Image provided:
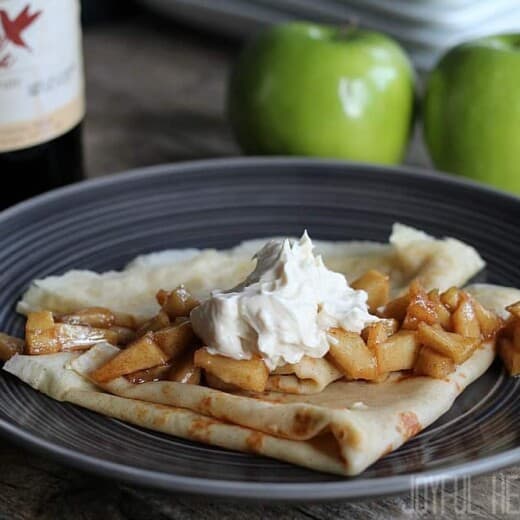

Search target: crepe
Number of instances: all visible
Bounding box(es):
[5,225,508,476]
[16,224,484,320]
[4,282,509,476]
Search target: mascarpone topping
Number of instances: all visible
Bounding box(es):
[190,232,378,370]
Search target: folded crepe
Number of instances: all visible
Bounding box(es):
[5,280,516,476]
[4,223,516,476]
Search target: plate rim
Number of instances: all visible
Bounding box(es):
[2,156,520,225]
[1,156,519,500]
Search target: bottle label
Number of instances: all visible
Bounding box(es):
[0,0,84,152]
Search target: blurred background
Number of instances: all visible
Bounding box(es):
[80,0,520,182]
[81,0,239,177]
[83,0,520,71]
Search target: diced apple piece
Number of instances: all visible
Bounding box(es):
[506,301,520,320]
[380,294,410,322]
[414,346,455,379]
[351,270,390,312]
[136,310,170,335]
[55,307,137,330]
[156,286,199,319]
[0,333,24,361]
[402,282,438,330]
[327,328,378,380]
[472,298,503,339]
[513,322,520,352]
[427,289,452,329]
[108,326,136,345]
[363,321,392,350]
[25,311,60,355]
[56,307,115,328]
[417,323,479,364]
[440,287,461,313]
[502,316,517,339]
[193,348,268,392]
[499,338,520,376]
[153,321,198,359]
[451,295,481,338]
[167,350,201,384]
[27,310,55,330]
[26,311,130,355]
[54,324,121,350]
[90,333,168,383]
[375,330,420,373]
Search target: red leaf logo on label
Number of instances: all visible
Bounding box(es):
[0,5,41,50]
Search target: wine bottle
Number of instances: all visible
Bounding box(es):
[0,0,85,209]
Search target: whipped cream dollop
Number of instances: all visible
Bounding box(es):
[190,232,378,370]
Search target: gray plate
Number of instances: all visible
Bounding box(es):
[1,157,519,501]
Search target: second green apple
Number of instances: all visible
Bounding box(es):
[227,22,415,164]
[424,35,520,193]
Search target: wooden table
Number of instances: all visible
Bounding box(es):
[1,12,516,519]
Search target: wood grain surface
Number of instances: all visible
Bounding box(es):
[0,11,515,520]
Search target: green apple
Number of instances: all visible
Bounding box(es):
[227,22,415,164]
[424,35,520,193]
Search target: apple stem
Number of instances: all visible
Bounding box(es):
[338,17,359,39]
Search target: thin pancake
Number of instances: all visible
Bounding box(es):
[5,284,517,476]
[4,225,496,475]
[3,337,494,476]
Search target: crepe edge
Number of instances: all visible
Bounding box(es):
[3,351,348,475]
